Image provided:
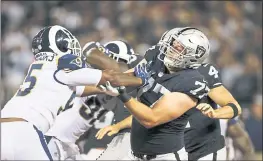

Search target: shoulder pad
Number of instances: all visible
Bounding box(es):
[57,54,86,72]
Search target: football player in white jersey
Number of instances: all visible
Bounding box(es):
[0,25,144,160]
[45,40,139,160]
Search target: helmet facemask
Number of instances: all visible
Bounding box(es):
[62,29,82,57]
[108,50,137,64]
[108,50,127,63]
[160,35,194,69]
[68,37,81,57]
[104,40,136,65]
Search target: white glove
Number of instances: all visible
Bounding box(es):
[98,81,120,96]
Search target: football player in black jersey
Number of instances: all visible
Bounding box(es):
[100,27,212,160]
[184,63,237,161]
[157,28,243,160]
[83,28,243,161]
[95,29,244,161]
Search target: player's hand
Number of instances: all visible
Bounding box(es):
[196,103,215,118]
[95,124,120,140]
[134,62,152,86]
[98,81,120,96]
[100,82,131,103]
[82,41,110,58]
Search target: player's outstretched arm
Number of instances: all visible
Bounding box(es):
[227,120,255,155]
[197,85,242,119]
[84,47,123,72]
[83,42,131,72]
[95,115,132,139]
[83,41,149,73]
[99,69,143,87]
[73,86,106,97]
[120,91,197,129]
[55,61,143,89]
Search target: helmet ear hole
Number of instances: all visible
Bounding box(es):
[57,40,69,52]
[55,30,71,53]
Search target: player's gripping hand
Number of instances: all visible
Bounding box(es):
[100,82,132,103]
[134,62,152,86]
[98,81,120,96]
[95,124,121,140]
[82,41,110,58]
[196,103,215,118]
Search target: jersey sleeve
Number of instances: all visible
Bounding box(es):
[54,68,102,86]
[57,54,86,72]
[199,64,222,89]
[174,72,210,101]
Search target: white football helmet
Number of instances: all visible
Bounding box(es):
[159,27,210,69]
[103,40,137,64]
[32,25,82,59]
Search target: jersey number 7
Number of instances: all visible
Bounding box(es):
[16,64,43,96]
[190,80,210,99]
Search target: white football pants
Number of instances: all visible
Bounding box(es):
[1,121,53,160]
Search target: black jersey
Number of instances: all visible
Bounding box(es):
[185,63,225,160]
[131,46,209,155]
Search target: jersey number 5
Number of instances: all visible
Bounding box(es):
[16,64,43,96]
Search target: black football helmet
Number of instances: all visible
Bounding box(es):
[32,25,81,59]
[103,40,136,64]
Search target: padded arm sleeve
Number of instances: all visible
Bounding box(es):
[54,68,102,86]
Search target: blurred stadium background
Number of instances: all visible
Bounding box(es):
[1,1,262,160]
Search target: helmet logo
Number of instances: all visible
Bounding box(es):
[70,57,82,68]
[195,45,206,59]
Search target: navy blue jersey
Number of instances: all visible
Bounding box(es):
[131,46,209,155]
[57,54,87,72]
[185,63,225,160]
